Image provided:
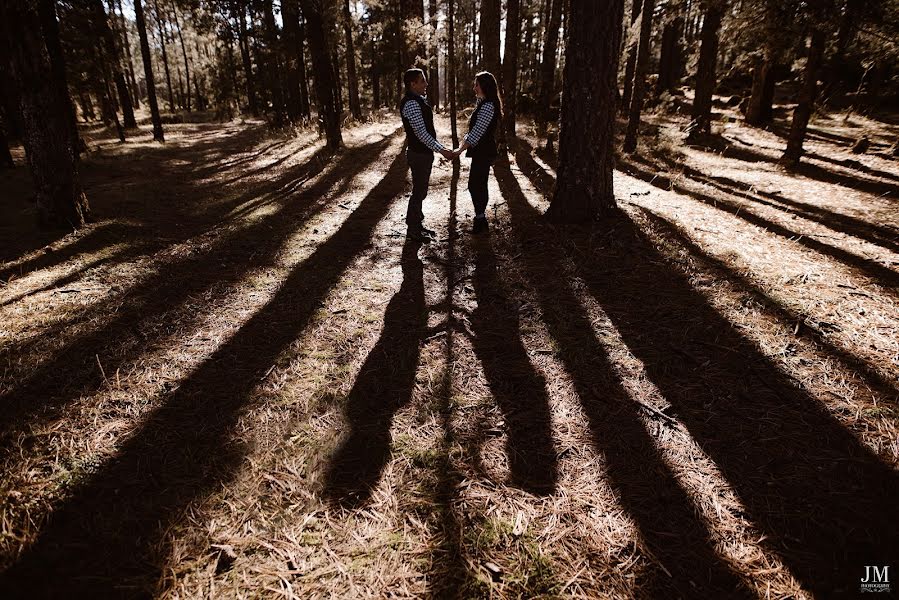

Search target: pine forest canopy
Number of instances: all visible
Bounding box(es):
[1,0,898,225]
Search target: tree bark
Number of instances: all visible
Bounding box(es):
[134,0,164,141]
[169,0,191,112]
[1,0,90,226]
[298,0,343,150]
[281,0,304,122]
[620,0,642,114]
[480,0,501,76]
[781,27,825,165]
[536,0,563,133]
[546,0,625,223]
[657,16,683,94]
[342,0,362,119]
[623,0,656,152]
[687,1,723,139]
[744,52,776,126]
[502,0,521,139]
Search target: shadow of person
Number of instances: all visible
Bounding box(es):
[323,238,427,507]
[469,234,558,494]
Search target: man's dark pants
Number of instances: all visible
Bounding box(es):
[406,149,434,229]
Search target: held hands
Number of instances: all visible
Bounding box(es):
[439,147,465,161]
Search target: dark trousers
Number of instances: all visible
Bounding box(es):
[468,156,494,216]
[406,149,433,228]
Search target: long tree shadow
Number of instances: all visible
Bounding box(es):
[617,157,899,291]
[0,136,397,454]
[323,238,427,507]
[807,152,899,186]
[509,147,899,594]
[0,150,410,598]
[469,233,558,494]
[569,213,899,596]
[494,162,755,598]
[635,153,899,255]
[635,206,899,402]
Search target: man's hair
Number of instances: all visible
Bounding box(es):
[404,68,425,89]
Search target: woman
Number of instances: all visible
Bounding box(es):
[454,71,503,234]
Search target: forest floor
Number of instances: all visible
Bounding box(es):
[0,102,897,599]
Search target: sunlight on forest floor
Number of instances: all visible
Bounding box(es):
[1,106,897,598]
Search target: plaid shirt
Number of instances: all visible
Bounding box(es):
[465,100,495,147]
[401,96,445,153]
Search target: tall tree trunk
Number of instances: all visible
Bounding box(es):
[687,1,723,140]
[281,0,304,123]
[169,0,191,112]
[115,0,140,109]
[0,105,13,168]
[480,0,501,76]
[657,16,683,94]
[152,0,175,110]
[546,0,625,223]
[235,3,258,116]
[623,0,656,152]
[536,0,563,133]
[620,0,642,114]
[0,0,90,226]
[448,0,458,147]
[502,0,521,139]
[781,27,825,165]
[134,0,164,140]
[36,0,83,156]
[744,52,776,126]
[297,19,311,117]
[93,0,136,129]
[371,35,381,109]
[427,0,439,109]
[342,0,362,119]
[262,0,285,126]
[298,0,343,150]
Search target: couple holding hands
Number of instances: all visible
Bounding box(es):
[400,68,503,242]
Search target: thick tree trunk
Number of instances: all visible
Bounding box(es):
[170,0,191,112]
[546,0,625,223]
[657,16,683,94]
[536,0,563,132]
[781,28,825,165]
[687,1,723,139]
[297,20,310,117]
[0,109,13,167]
[281,0,304,122]
[745,53,776,126]
[623,0,656,152]
[1,0,90,226]
[115,0,140,109]
[448,0,458,147]
[620,0,642,114]
[427,0,439,109]
[342,0,362,120]
[152,0,175,111]
[502,0,521,139]
[371,35,381,109]
[298,0,342,150]
[480,0,501,77]
[134,0,164,141]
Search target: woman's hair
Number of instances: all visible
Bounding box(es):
[475,71,503,118]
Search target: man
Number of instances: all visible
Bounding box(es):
[400,68,454,243]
